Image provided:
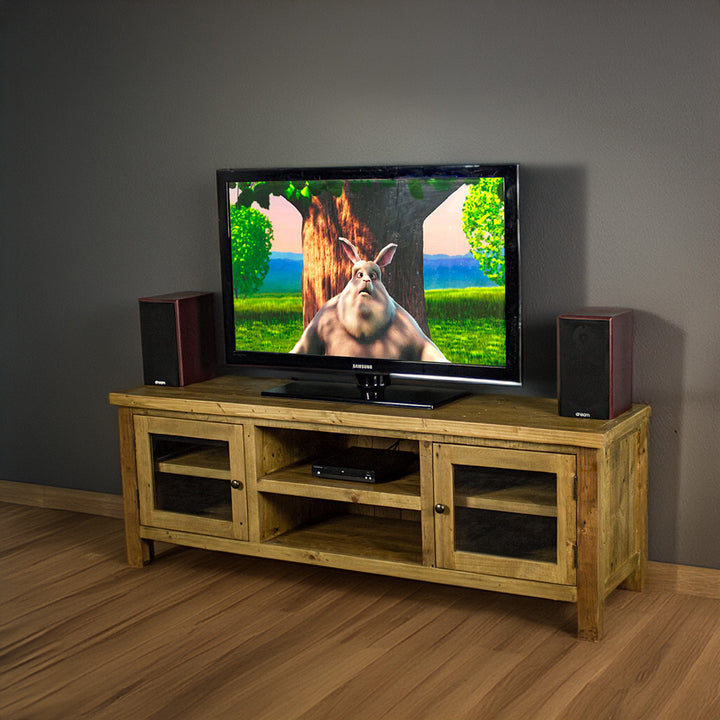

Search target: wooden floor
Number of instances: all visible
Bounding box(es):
[1,502,718,720]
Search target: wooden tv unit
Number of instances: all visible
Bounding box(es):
[110,375,650,641]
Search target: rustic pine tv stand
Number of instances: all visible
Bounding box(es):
[110,375,650,641]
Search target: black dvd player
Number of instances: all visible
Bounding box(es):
[312,446,418,484]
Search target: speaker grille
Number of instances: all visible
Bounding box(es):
[558,318,611,418]
[140,301,180,386]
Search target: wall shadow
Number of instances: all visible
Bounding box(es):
[506,164,588,398]
[633,311,684,563]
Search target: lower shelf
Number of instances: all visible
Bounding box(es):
[138,524,579,602]
[454,508,558,563]
[263,514,423,565]
[154,473,232,521]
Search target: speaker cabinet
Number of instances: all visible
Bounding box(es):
[557,308,632,419]
[139,292,216,387]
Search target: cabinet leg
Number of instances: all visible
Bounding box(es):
[619,554,647,592]
[126,532,154,567]
[619,424,649,593]
[118,407,153,567]
[620,570,643,592]
[577,584,605,641]
[576,448,604,641]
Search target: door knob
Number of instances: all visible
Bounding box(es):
[434,503,446,514]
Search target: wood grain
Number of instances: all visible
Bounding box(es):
[2,502,718,720]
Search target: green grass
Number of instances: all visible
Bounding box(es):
[426,287,505,366]
[234,293,303,352]
[425,286,505,320]
[234,287,506,365]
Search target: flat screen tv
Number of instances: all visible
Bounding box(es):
[217,164,520,408]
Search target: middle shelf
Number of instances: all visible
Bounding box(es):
[452,466,558,517]
[257,459,422,510]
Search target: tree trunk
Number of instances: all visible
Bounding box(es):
[297,179,460,334]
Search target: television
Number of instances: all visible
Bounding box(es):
[217,163,520,408]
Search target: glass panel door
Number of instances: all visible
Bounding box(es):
[434,444,576,585]
[134,416,247,539]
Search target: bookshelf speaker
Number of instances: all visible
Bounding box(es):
[139,292,216,387]
[557,308,632,419]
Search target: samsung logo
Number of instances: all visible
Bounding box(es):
[352,363,373,370]
[153,380,167,385]
[575,411,591,418]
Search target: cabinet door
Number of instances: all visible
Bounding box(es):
[134,416,247,539]
[434,444,576,585]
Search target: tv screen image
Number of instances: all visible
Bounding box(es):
[218,164,520,408]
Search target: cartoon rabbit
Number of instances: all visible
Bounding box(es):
[291,237,448,362]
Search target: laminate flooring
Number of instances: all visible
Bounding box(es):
[1,502,718,720]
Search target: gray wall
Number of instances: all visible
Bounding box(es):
[1,0,718,569]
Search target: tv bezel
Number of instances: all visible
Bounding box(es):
[217,163,521,401]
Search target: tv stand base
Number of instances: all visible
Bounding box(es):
[110,374,650,641]
[262,376,466,409]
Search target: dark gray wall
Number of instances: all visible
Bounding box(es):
[2,0,718,568]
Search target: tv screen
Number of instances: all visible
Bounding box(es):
[217,164,520,408]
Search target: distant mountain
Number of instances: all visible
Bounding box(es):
[424,253,493,289]
[261,252,302,293]
[259,251,493,293]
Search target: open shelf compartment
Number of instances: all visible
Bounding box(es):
[258,493,423,565]
[254,426,422,510]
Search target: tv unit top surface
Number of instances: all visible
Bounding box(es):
[110,374,650,450]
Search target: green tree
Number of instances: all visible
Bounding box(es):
[230,205,273,298]
[461,179,505,285]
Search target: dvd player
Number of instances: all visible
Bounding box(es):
[312,446,417,484]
